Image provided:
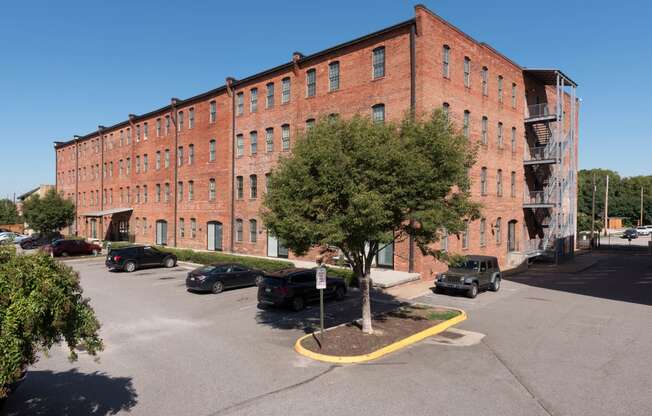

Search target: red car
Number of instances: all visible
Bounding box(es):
[42,239,102,257]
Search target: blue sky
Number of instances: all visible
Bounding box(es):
[1,0,650,199]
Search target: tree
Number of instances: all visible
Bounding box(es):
[21,189,75,235]
[262,112,480,334]
[0,246,103,399]
[0,199,20,224]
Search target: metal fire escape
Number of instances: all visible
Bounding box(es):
[522,69,578,257]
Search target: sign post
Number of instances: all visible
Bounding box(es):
[316,265,327,343]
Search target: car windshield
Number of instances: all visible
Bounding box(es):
[197,265,227,274]
[451,260,481,271]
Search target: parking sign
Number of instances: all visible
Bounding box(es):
[316,266,327,289]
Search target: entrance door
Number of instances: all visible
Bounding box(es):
[508,220,517,252]
[207,222,223,251]
[267,233,289,258]
[156,220,168,246]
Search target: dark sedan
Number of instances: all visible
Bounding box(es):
[19,232,63,250]
[186,263,264,294]
[42,239,102,257]
[621,229,638,239]
[106,245,177,272]
[257,268,347,311]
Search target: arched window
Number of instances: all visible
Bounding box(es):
[495,217,502,244]
[372,104,385,123]
[235,219,243,242]
[480,218,486,247]
[373,46,385,79]
[442,45,450,78]
[480,167,488,196]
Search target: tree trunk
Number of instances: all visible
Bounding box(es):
[360,271,373,334]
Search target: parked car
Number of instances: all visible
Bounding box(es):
[434,255,501,298]
[105,245,177,272]
[635,226,651,236]
[621,229,638,239]
[19,232,63,250]
[257,268,347,311]
[41,239,102,257]
[186,263,264,294]
[0,232,27,244]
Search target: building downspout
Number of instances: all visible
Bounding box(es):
[408,22,417,273]
[98,126,105,239]
[74,136,80,236]
[226,78,236,253]
[171,98,179,247]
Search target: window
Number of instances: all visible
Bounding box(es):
[179,218,185,238]
[164,149,170,168]
[235,219,243,242]
[209,100,216,123]
[135,186,140,203]
[155,151,161,170]
[119,159,124,176]
[188,180,194,201]
[165,115,170,134]
[177,146,184,166]
[306,118,315,129]
[480,167,488,195]
[372,104,385,123]
[143,185,148,203]
[462,220,469,249]
[306,69,316,97]
[250,174,257,199]
[126,157,131,175]
[177,111,184,131]
[373,46,385,79]
[511,127,517,154]
[495,217,502,244]
[143,122,148,139]
[463,110,470,138]
[442,102,450,119]
[481,116,488,145]
[209,178,216,200]
[511,83,517,108]
[329,61,340,91]
[209,139,216,161]
[236,92,244,115]
[142,218,147,235]
[442,45,450,78]
[250,131,258,155]
[190,218,197,239]
[480,218,486,247]
[464,57,471,87]
[481,67,488,96]
[249,219,257,242]
[497,76,504,103]
[135,156,140,174]
[265,128,274,152]
[109,161,113,176]
[236,176,244,199]
[136,125,141,142]
[164,183,170,202]
[188,144,194,165]
[281,124,290,151]
[177,181,183,201]
[281,77,291,103]
[156,184,161,202]
[120,130,125,146]
[188,107,195,129]
[250,88,258,112]
[510,171,516,197]
[497,122,504,148]
[497,169,503,197]
[266,83,274,108]
[236,134,244,157]
[143,154,148,172]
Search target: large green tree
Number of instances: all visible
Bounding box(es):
[262,112,480,333]
[22,189,75,235]
[0,246,103,399]
[0,199,20,224]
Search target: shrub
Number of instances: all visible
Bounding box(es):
[324,266,357,287]
[155,246,294,272]
[0,251,103,399]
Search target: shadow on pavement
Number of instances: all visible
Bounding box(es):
[505,252,652,307]
[255,289,403,333]
[1,369,138,416]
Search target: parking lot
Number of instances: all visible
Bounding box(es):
[3,251,652,416]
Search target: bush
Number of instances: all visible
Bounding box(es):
[0,250,103,399]
[155,246,294,272]
[324,266,357,287]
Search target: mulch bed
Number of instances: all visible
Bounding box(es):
[300,305,460,356]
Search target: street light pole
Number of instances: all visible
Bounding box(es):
[591,174,596,248]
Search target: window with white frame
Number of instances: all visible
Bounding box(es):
[464,56,471,87]
[497,76,504,103]
[177,111,184,131]
[188,180,194,201]
[209,178,216,200]
[372,104,385,123]
[497,169,503,197]
[481,116,488,145]
[480,218,486,247]
[210,101,216,123]
[250,131,258,155]
[265,128,273,152]
[266,82,274,108]
[209,139,216,161]
[480,167,488,195]
[249,219,257,242]
[281,124,290,151]
[250,88,258,112]
[463,110,470,138]
[306,69,316,97]
[236,134,244,157]
[188,107,195,128]
[481,67,488,96]
[281,77,291,103]
[442,45,450,78]
[236,176,243,199]
[373,46,385,79]
[188,144,194,165]
[236,92,244,115]
[250,174,257,199]
[329,61,340,91]
[235,219,243,242]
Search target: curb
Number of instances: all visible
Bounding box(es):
[294,308,467,364]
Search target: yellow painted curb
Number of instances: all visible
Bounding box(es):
[294,309,467,364]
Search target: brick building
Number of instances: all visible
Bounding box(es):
[54,5,579,278]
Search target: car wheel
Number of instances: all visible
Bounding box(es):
[490,277,501,292]
[467,283,478,299]
[255,275,264,286]
[124,261,137,273]
[291,296,305,311]
[335,285,346,300]
[164,257,175,268]
[212,281,224,294]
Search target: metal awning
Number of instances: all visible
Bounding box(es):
[522,68,578,87]
[82,207,133,217]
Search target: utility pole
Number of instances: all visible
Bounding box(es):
[591,174,596,248]
[604,175,609,236]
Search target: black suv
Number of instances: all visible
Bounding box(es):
[106,245,177,272]
[434,255,501,298]
[257,268,347,311]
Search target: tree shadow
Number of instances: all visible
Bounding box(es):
[2,369,138,416]
[255,288,405,333]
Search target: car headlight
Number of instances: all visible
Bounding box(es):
[459,276,465,282]
[438,274,446,281]
[463,277,474,284]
